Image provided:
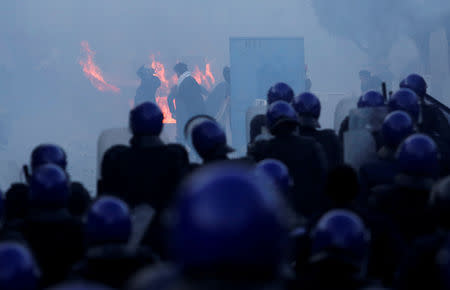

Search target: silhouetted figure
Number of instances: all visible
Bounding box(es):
[135,65,161,106]
[170,63,206,142]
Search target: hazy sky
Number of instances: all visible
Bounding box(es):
[2,0,424,191]
[1,0,367,93]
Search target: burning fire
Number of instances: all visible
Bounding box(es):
[79,41,120,93]
[149,55,216,124]
[150,54,178,123]
[192,63,216,91]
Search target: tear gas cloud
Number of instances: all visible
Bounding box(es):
[0,0,449,192]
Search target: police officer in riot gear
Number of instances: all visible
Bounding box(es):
[370,134,439,242]
[5,144,91,222]
[190,119,234,164]
[101,102,189,210]
[249,82,296,144]
[296,210,372,290]
[23,165,84,287]
[359,111,415,201]
[396,176,450,290]
[400,74,450,141]
[339,90,386,145]
[71,197,156,288]
[100,102,190,258]
[248,100,328,218]
[0,242,39,290]
[129,163,288,290]
[293,92,342,169]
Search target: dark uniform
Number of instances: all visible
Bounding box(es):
[103,135,190,210]
[299,126,342,170]
[6,181,90,222]
[171,72,206,142]
[370,174,435,243]
[420,96,450,141]
[366,175,435,284]
[248,134,328,218]
[420,99,450,176]
[23,207,84,287]
[395,232,448,290]
[71,245,157,289]
[359,148,400,206]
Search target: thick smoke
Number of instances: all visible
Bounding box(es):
[312,0,450,79]
[2,0,446,192]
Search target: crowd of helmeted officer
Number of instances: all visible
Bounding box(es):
[1,73,450,290]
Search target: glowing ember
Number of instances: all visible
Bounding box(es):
[79,41,120,93]
[192,63,216,91]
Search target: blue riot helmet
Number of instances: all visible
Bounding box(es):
[357,90,385,108]
[267,82,294,105]
[292,92,321,128]
[396,133,439,177]
[31,144,67,172]
[388,89,420,121]
[381,111,414,149]
[129,102,164,136]
[0,242,38,290]
[85,196,132,246]
[171,163,288,275]
[29,164,70,209]
[254,159,292,196]
[310,209,370,269]
[400,73,427,98]
[191,119,234,161]
[266,101,299,135]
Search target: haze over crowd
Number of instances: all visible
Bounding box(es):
[0,0,448,192]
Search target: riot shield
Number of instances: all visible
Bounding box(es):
[126,204,155,252]
[215,96,232,145]
[245,99,269,145]
[0,160,22,187]
[348,107,388,132]
[344,107,388,170]
[334,96,359,133]
[344,130,377,171]
[97,128,132,181]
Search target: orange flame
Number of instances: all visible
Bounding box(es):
[148,55,216,124]
[79,41,120,93]
[192,63,216,91]
[150,54,178,123]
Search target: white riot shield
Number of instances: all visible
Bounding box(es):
[344,130,377,171]
[344,107,388,170]
[215,96,232,145]
[126,204,155,252]
[0,160,22,188]
[97,128,132,181]
[348,107,389,132]
[334,96,359,133]
[245,99,269,144]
